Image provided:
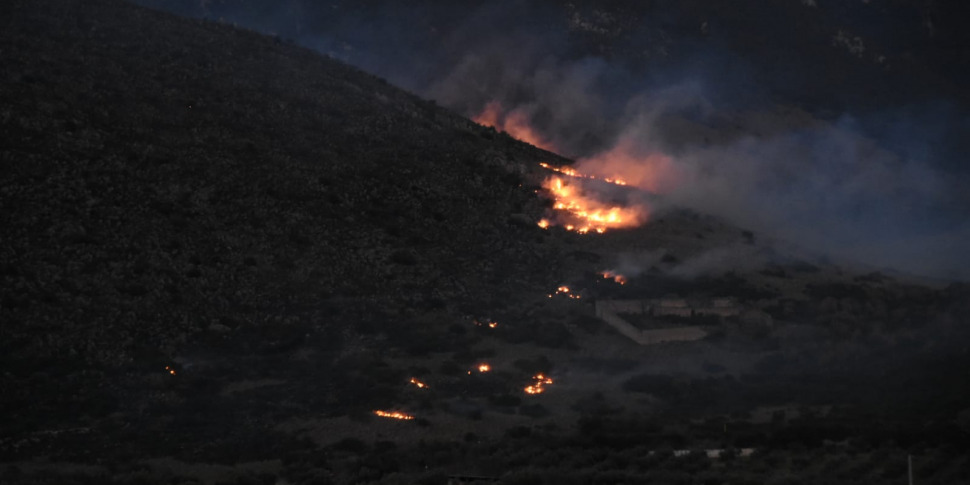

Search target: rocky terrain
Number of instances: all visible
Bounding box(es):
[2,1,969,484]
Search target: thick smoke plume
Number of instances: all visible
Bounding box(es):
[138,0,970,279]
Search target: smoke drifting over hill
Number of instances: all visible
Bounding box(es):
[139,0,970,279]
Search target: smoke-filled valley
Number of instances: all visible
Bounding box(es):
[2,1,970,484]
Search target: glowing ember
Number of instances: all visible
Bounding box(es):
[165,366,176,376]
[409,377,429,389]
[537,219,550,229]
[474,101,556,152]
[524,373,554,395]
[467,363,493,375]
[553,286,582,299]
[374,410,414,420]
[600,270,628,285]
[540,175,645,234]
[473,319,499,328]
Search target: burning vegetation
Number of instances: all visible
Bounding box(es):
[474,319,498,328]
[539,172,646,234]
[374,410,415,420]
[165,365,176,376]
[524,374,554,395]
[474,101,652,235]
[600,270,628,285]
[549,285,582,299]
[409,377,429,389]
[474,104,652,235]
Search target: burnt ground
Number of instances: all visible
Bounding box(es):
[2,1,970,484]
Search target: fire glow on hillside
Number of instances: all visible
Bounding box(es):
[475,102,659,234]
[600,270,628,285]
[524,374,554,395]
[474,319,498,328]
[374,410,414,420]
[539,162,627,185]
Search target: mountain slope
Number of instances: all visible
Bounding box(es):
[1,0,569,366]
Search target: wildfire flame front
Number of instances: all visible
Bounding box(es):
[374,410,415,420]
[540,175,644,234]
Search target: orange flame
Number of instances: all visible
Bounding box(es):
[474,101,556,152]
[600,270,628,285]
[374,410,414,420]
[477,363,491,373]
[524,373,554,395]
[165,366,176,376]
[534,139,679,233]
[541,175,645,234]
[409,377,429,389]
[473,102,668,233]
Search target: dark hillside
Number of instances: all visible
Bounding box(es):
[0,0,582,469]
[0,0,563,366]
